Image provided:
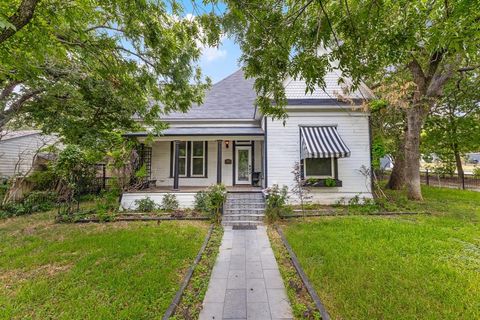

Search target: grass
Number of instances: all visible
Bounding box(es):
[172,226,223,320]
[268,227,321,320]
[0,211,209,319]
[281,186,480,319]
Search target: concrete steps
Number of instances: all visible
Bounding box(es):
[222,192,265,227]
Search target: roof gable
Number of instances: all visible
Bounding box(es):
[162,69,257,120]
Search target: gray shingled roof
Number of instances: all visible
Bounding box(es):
[162,69,257,120]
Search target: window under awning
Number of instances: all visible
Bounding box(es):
[300,126,351,159]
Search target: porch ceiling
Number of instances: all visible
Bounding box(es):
[125,127,264,137]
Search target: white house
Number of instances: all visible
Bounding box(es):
[121,69,373,211]
[0,130,59,178]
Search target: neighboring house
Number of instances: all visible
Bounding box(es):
[0,130,58,178]
[121,69,373,209]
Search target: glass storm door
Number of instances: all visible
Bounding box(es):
[236,146,252,184]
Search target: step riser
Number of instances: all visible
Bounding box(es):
[225,199,265,206]
[222,221,264,226]
[223,215,264,221]
[227,194,264,199]
[224,192,266,225]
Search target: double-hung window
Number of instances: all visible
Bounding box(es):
[173,141,207,178]
[191,141,205,176]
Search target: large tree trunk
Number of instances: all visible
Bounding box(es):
[405,105,426,200]
[386,131,406,190]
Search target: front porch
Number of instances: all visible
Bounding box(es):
[131,133,265,191]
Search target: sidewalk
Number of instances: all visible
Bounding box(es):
[199,226,293,320]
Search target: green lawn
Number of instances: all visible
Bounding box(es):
[282,186,480,319]
[0,212,209,319]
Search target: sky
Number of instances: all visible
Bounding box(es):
[198,36,242,84]
[180,1,242,84]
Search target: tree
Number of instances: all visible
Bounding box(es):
[1,0,220,147]
[369,98,407,190]
[422,72,480,177]
[221,0,479,200]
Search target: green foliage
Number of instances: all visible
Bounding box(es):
[324,178,337,187]
[0,191,57,219]
[473,167,480,178]
[134,164,148,179]
[194,191,210,213]
[205,184,227,223]
[421,73,480,172]
[134,197,157,212]
[305,177,319,185]
[54,144,98,195]
[161,193,179,212]
[264,184,289,223]
[1,0,221,146]
[26,166,58,191]
[222,0,478,119]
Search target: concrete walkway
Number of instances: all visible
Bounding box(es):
[199,226,293,320]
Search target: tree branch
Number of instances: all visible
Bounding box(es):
[0,81,21,102]
[115,46,155,68]
[0,0,41,44]
[0,88,44,129]
[458,65,480,72]
[85,25,126,33]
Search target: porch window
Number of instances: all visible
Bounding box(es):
[176,141,187,177]
[191,141,205,176]
[171,141,207,178]
[304,158,334,178]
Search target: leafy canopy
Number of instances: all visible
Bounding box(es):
[220,0,480,117]
[1,0,221,148]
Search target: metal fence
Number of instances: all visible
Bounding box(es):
[421,170,480,191]
[376,169,480,191]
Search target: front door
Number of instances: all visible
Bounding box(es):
[235,146,252,185]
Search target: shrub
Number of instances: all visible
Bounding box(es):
[473,166,480,178]
[194,191,210,213]
[0,191,58,219]
[27,168,58,191]
[206,184,227,223]
[161,193,179,211]
[135,197,157,212]
[23,191,57,212]
[264,184,288,223]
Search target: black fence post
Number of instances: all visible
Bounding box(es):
[462,172,465,190]
[426,169,429,186]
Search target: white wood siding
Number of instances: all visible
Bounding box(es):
[121,192,196,209]
[0,134,58,177]
[266,110,372,204]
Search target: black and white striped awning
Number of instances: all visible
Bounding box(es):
[300,126,351,159]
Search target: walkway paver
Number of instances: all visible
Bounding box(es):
[199,226,293,320]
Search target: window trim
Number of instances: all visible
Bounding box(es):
[171,140,208,178]
[303,157,335,179]
[190,141,206,177]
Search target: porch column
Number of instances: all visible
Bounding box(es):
[217,140,222,184]
[173,140,180,190]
